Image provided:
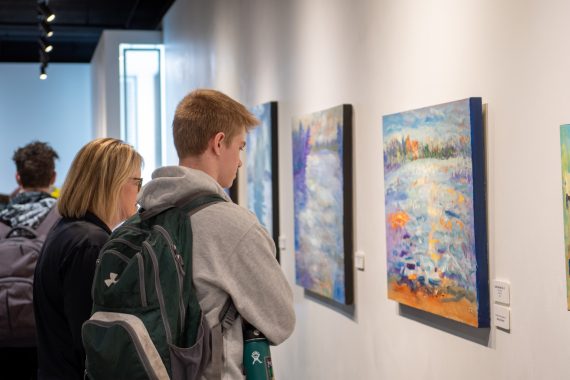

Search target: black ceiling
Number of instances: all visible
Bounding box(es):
[0,0,175,63]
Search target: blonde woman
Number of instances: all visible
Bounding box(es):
[33,138,142,380]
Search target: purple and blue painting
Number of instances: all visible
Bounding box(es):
[293,104,353,305]
[248,102,278,243]
[383,98,489,327]
[559,125,570,309]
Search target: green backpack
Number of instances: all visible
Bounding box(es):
[82,194,231,380]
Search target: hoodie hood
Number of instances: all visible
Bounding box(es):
[0,191,56,229]
[137,166,231,212]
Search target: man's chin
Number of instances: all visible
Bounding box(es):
[221,180,234,189]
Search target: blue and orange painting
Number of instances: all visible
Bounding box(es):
[247,102,276,237]
[293,105,352,305]
[559,124,570,309]
[383,98,489,327]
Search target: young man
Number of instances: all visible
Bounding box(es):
[0,141,58,231]
[138,89,295,379]
[0,141,59,380]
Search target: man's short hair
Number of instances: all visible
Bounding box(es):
[12,141,59,188]
[173,89,259,158]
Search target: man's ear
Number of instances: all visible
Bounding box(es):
[212,132,225,156]
[15,173,22,186]
[50,172,56,186]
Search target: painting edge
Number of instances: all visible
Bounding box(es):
[469,97,490,328]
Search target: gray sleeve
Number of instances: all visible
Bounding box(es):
[222,224,295,345]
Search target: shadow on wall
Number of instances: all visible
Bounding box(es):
[399,304,491,347]
[304,290,356,320]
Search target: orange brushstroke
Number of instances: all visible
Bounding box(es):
[439,216,452,231]
[455,220,464,230]
[388,280,478,327]
[405,135,420,159]
[388,211,410,229]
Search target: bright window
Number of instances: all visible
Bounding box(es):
[119,44,166,182]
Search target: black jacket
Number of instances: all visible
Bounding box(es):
[33,212,111,380]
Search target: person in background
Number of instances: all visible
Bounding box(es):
[0,141,59,232]
[0,141,59,380]
[33,138,143,380]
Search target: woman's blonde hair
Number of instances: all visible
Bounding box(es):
[58,138,142,224]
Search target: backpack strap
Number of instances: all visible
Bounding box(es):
[219,299,238,333]
[181,193,231,380]
[179,193,227,215]
[34,205,60,237]
[176,194,226,280]
[211,298,239,380]
[0,221,10,239]
[138,193,226,221]
[6,226,38,239]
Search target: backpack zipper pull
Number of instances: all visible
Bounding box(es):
[175,253,184,269]
[172,244,184,269]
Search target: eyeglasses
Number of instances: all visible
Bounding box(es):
[131,177,143,192]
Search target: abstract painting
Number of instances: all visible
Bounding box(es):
[383,98,489,327]
[247,102,279,246]
[560,124,570,309]
[292,104,353,305]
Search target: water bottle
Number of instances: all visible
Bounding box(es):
[243,322,274,380]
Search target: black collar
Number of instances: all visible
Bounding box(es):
[82,211,112,234]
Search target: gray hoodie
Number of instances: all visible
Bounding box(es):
[138,166,295,379]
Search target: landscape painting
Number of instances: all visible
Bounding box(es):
[248,102,279,245]
[383,98,489,327]
[292,104,353,305]
[560,124,570,309]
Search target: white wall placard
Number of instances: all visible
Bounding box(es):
[493,280,511,305]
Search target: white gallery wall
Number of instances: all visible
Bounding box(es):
[0,63,92,194]
[162,0,570,379]
[91,30,162,139]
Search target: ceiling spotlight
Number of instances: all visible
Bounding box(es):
[39,37,53,53]
[40,20,53,38]
[39,64,47,80]
[37,2,55,23]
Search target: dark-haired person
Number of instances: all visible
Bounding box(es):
[0,141,59,380]
[33,138,142,380]
[0,141,59,230]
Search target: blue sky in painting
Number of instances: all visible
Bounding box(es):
[384,99,471,143]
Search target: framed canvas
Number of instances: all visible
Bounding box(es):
[292,104,353,305]
[382,98,489,327]
[560,124,570,309]
[248,102,279,247]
